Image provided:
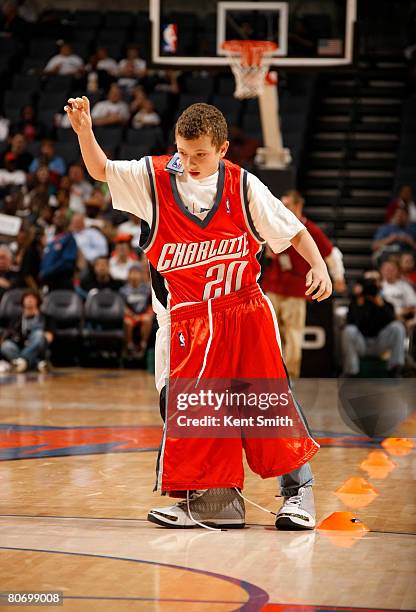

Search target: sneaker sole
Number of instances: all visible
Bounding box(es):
[147,513,245,529]
[275,516,315,531]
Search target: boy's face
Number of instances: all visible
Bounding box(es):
[176,135,229,180]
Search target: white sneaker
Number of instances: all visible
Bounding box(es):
[12,358,28,373]
[275,486,316,530]
[37,360,49,373]
[0,360,11,373]
[147,488,245,529]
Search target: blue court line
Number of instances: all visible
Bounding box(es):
[0,546,269,612]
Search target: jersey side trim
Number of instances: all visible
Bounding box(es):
[241,169,265,244]
[142,156,159,252]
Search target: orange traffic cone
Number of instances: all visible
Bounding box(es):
[318,511,369,532]
[360,450,396,479]
[381,437,414,456]
[317,511,369,548]
[334,477,379,508]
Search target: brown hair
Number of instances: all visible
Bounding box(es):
[175,103,228,150]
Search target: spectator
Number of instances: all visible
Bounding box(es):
[67,163,93,213]
[109,235,138,281]
[91,84,129,127]
[380,259,416,325]
[261,190,345,379]
[0,290,52,373]
[10,105,46,143]
[0,244,17,299]
[400,252,416,288]
[87,46,118,77]
[1,133,33,172]
[29,139,66,181]
[84,187,107,219]
[120,264,153,357]
[79,255,122,295]
[385,185,416,223]
[0,0,30,40]
[39,209,77,291]
[342,276,406,377]
[15,226,44,290]
[132,98,160,129]
[129,86,147,115]
[28,164,56,207]
[142,69,180,94]
[0,114,10,141]
[44,42,84,77]
[118,45,147,92]
[117,214,142,249]
[373,203,416,262]
[70,213,108,264]
[0,153,26,191]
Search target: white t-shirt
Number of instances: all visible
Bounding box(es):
[91,100,130,122]
[118,58,146,74]
[105,157,304,255]
[44,54,84,75]
[382,279,416,313]
[97,58,119,76]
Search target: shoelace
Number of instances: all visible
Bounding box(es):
[234,488,277,517]
[178,488,279,531]
[283,488,305,507]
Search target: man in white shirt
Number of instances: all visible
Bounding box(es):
[91,84,129,127]
[44,43,84,77]
[70,213,108,264]
[381,259,416,324]
[117,45,147,92]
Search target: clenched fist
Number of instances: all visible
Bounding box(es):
[64,96,92,135]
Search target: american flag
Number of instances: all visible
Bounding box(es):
[318,38,343,56]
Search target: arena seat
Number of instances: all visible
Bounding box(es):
[0,289,25,333]
[82,289,125,362]
[42,290,83,364]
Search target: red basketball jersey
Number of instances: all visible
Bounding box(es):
[143,156,264,308]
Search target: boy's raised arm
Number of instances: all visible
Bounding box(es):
[64,96,107,182]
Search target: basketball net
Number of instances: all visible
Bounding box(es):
[222,40,291,169]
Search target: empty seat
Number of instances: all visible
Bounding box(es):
[177,93,207,114]
[125,127,163,149]
[4,91,34,112]
[94,126,123,149]
[0,289,25,331]
[104,12,135,29]
[183,75,214,96]
[82,289,125,360]
[44,75,73,92]
[42,290,83,363]
[38,91,68,111]
[12,74,41,92]
[54,142,79,165]
[118,143,150,160]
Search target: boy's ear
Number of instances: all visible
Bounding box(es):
[219,140,230,158]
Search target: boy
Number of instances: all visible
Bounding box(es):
[64,97,332,530]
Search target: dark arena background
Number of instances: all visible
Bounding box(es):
[0,1,415,610]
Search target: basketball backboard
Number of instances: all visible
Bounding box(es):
[150,0,357,68]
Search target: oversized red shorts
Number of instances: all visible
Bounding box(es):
[157,284,319,492]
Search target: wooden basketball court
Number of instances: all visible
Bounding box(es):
[0,368,415,611]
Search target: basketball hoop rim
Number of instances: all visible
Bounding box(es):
[222,39,277,64]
